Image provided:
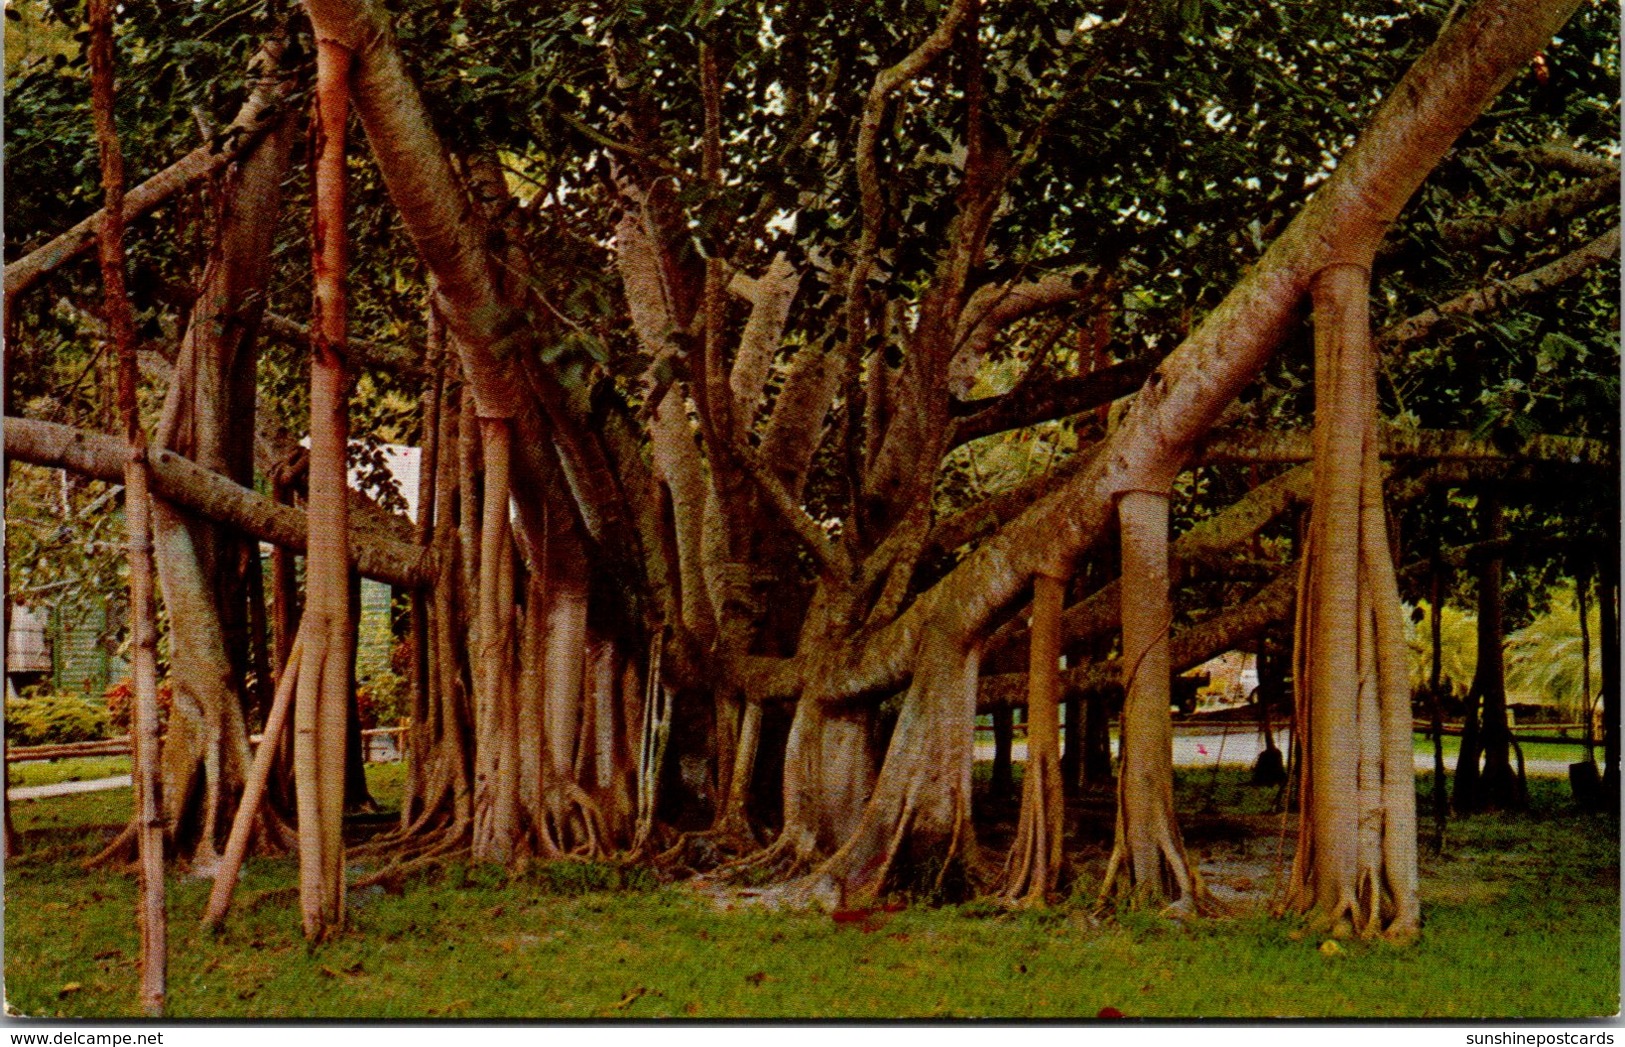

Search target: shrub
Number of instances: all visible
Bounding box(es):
[5,694,115,747]
[102,679,173,732]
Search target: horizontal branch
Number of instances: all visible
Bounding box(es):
[1522,143,1619,178]
[4,37,292,303]
[948,358,1153,447]
[1198,426,1613,468]
[978,561,1298,710]
[1440,171,1619,250]
[983,463,1312,673]
[261,312,426,377]
[1382,226,1619,347]
[926,448,1097,556]
[5,416,432,587]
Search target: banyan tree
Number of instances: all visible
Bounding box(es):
[4,0,1618,1007]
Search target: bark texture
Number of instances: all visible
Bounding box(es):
[995,574,1066,906]
[295,40,355,941]
[1101,490,1201,910]
[1282,263,1418,941]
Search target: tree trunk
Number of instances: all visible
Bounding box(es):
[1282,263,1418,941]
[757,626,974,907]
[1101,489,1200,910]
[203,634,303,930]
[87,0,166,1010]
[990,707,1014,801]
[997,574,1065,906]
[122,51,294,868]
[471,417,518,863]
[1082,686,1116,789]
[1428,559,1449,847]
[1600,557,1619,809]
[1471,495,1523,810]
[295,39,355,941]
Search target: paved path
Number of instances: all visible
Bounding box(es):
[6,731,1579,802]
[8,774,132,801]
[977,730,1576,777]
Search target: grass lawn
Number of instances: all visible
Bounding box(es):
[8,756,132,790]
[1412,733,1596,768]
[5,764,1617,1019]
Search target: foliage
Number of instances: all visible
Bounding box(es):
[1504,584,1605,720]
[1409,590,1606,717]
[5,693,115,746]
[101,678,173,733]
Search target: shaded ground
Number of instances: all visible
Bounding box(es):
[4,766,1617,1019]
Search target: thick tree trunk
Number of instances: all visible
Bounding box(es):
[1101,490,1200,910]
[734,616,970,907]
[996,574,1066,906]
[1282,263,1418,941]
[295,40,355,941]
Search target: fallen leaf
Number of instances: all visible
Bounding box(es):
[1319,940,1344,956]
[1098,1006,1124,1019]
[92,949,122,961]
[58,984,82,998]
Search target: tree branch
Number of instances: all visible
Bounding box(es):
[978,562,1300,710]
[1381,227,1619,347]
[949,358,1153,447]
[5,35,293,304]
[1198,426,1613,468]
[1440,171,1618,250]
[1521,143,1619,178]
[261,312,426,377]
[5,416,432,586]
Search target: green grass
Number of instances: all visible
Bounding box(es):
[1413,733,1597,768]
[8,755,132,789]
[5,768,1617,1019]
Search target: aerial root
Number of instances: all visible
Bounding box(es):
[83,821,138,870]
[653,818,761,876]
[691,828,821,897]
